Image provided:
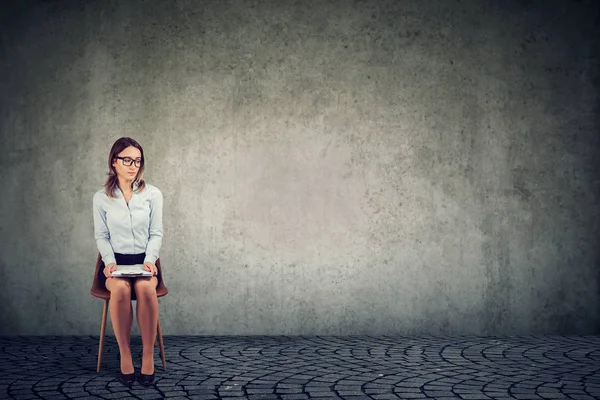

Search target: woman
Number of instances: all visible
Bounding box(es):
[92,137,163,386]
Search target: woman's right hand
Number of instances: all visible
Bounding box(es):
[104,263,117,278]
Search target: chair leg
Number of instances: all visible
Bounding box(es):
[157,317,166,371]
[97,299,109,373]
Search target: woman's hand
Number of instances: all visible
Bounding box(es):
[144,262,158,276]
[104,263,117,278]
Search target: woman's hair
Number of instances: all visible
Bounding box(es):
[104,137,146,198]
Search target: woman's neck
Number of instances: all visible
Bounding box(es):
[117,177,134,193]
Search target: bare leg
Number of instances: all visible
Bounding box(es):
[133,277,158,375]
[125,302,133,347]
[105,278,134,374]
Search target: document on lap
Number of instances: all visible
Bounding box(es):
[110,264,153,277]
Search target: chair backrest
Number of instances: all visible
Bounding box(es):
[90,253,168,300]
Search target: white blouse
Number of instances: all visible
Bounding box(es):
[93,182,163,266]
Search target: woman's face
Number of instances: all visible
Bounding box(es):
[112,146,142,183]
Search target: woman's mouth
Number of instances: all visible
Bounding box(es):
[128,172,136,175]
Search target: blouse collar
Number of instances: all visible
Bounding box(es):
[116,181,139,195]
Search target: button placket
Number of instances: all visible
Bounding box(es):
[129,194,135,252]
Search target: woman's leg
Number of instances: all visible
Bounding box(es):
[105,278,134,374]
[133,277,158,374]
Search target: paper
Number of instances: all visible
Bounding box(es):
[110,264,153,277]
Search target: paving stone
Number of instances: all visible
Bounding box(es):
[100,393,133,399]
[277,388,304,394]
[64,391,91,398]
[423,390,456,397]
[512,388,538,393]
[308,391,338,397]
[162,391,189,397]
[395,394,427,399]
[247,388,276,394]
[371,395,401,400]
[135,394,168,400]
[393,387,422,392]
[305,384,332,390]
[335,385,364,391]
[337,390,368,396]
[365,387,394,394]
[35,390,67,398]
[562,389,588,395]
[182,396,213,400]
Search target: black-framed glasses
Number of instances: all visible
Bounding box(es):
[116,157,142,167]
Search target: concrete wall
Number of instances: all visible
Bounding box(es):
[0,0,598,336]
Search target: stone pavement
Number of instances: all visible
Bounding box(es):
[0,336,599,400]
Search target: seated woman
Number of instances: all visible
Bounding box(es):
[92,137,163,386]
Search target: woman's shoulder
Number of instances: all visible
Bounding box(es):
[142,183,162,199]
[93,188,108,200]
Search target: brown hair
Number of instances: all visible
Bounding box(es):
[104,137,146,198]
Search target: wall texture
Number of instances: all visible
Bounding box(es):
[0,0,598,336]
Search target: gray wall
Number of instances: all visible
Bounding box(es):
[1,0,598,336]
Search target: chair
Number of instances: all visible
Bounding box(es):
[90,253,168,372]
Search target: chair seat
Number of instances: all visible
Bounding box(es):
[90,285,110,300]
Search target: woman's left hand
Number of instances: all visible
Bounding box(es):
[144,262,158,276]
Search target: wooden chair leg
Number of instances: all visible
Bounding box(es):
[97,299,109,372]
[157,317,166,371]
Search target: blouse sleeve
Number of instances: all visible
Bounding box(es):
[144,187,163,264]
[93,191,116,266]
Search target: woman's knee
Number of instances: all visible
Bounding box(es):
[133,278,157,299]
[106,279,131,301]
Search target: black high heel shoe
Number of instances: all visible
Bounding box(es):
[118,347,135,386]
[138,372,155,386]
[119,372,136,386]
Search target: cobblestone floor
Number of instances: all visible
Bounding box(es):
[0,336,599,400]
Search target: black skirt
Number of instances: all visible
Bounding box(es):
[98,252,162,289]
